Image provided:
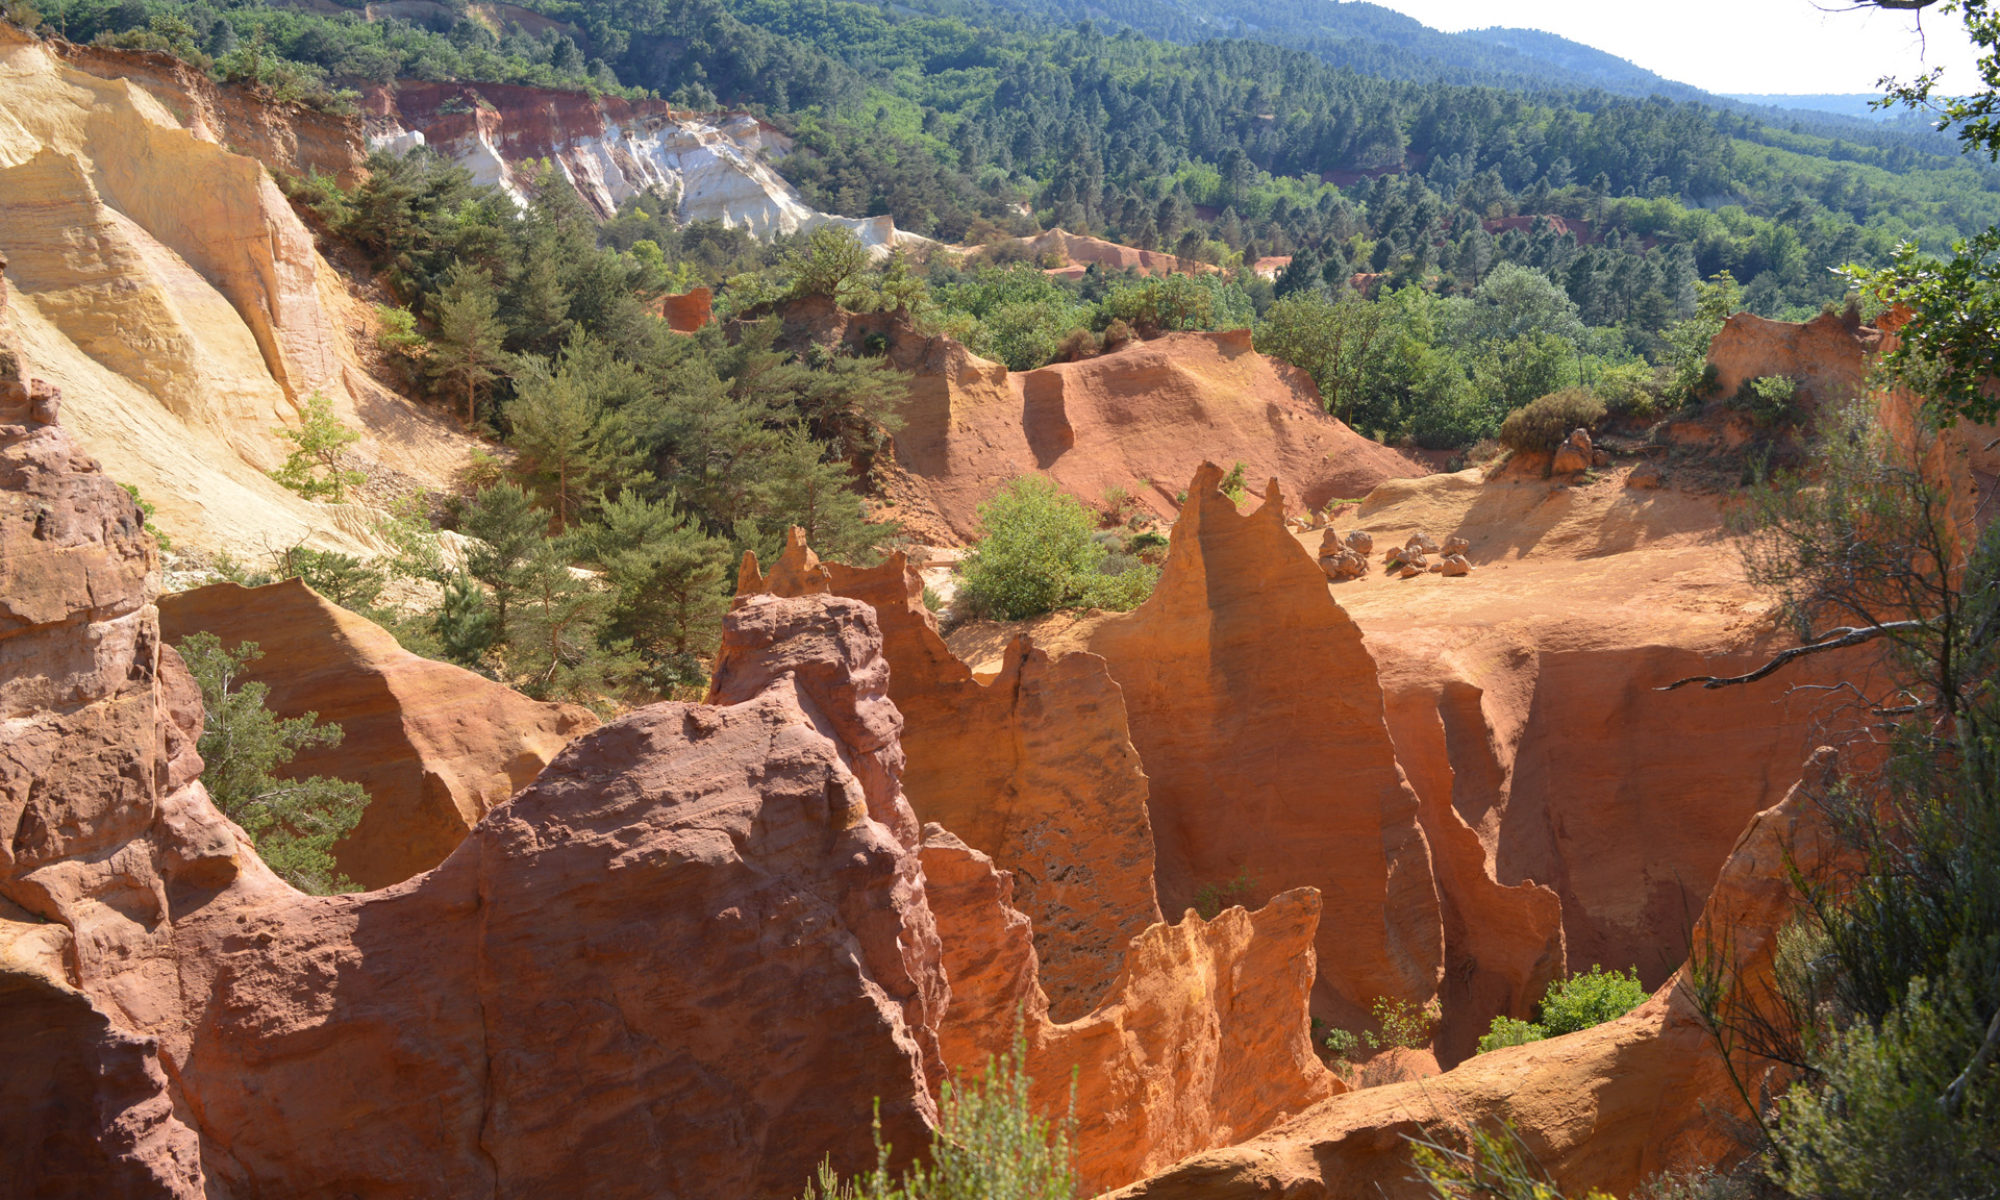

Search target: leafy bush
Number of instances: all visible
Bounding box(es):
[1475,1016,1546,1054]
[1369,995,1441,1051]
[1496,388,1607,453]
[1475,964,1646,1053]
[800,1034,1077,1200]
[1538,965,1647,1036]
[1730,374,1802,429]
[960,477,1154,619]
[271,545,386,611]
[1595,360,1665,419]
[1410,1118,1617,1200]
[176,633,367,894]
[1192,866,1257,919]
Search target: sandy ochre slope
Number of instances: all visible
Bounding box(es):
[0,25,474,555]
[882,327,1427,543]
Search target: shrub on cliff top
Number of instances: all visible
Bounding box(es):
[1496,387,1606,453]
[1475,964,1647,1054]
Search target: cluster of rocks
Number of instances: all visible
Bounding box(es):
[1317,528,1471,581]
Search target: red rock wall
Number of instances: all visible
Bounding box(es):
[1087,464,1444,1026]
[922,829,1340,1194]
[740,533,1163,1018]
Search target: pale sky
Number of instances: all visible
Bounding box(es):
[1365,0,1985,96]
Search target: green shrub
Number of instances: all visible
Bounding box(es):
[960,477,1155,619]
[271,545,386,611]
[800,1034,1078,1200]
[1496,388,1606,453]
[1537,964,1647,1036]
[1475,1015,1546,1054]
[1219,461,1250,504]
[1369,995,1441,1051]
[1474,964,1648,1054]
[270,392,365,503]
[373,304,426,359]
[120,482,171,550]
[1730,374,1802,429]
[1595,360,1665,419]
[1192,866,1257,919]
[1319,1023,1358,1064]
[176,633,367,894]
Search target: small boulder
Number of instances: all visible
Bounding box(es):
[1317,528,1346,558]
[1405,532,1439,555]
[1440,554,1471,577]
[1551,428,1593,475]
[1319,548,1367,581]
[1627,463,1665,490]
[1397,563,1423,579]
[1345,530,1374,555]
[1442,535,1469,558]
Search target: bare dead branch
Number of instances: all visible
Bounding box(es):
[1657,621,1932,691]
[1942,1003,2000,1118]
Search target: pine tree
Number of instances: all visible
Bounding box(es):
[505,357,642,530]
[585,492,732,691]
[461,481,547,638]
[749,426,894,567]
[269,392,365,503]
[175,634,367,895]
[429,262,508,427]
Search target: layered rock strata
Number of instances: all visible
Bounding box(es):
[364,82,926,249]
[0,25,472,554]
[157,579,598,889]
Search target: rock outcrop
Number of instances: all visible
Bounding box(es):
[364,82,927,250]
[1087,463,1443,1025]
[0,343,206,1197]
[885,330,1426,544]
[921,829,1340,1194]
[1706,310,1876,414]
[741,533,1162,1018]
[1319,460,1860,1018]
[962,228,1224,279]
[3,393,952,1195]
[1111,763,1840,1200]
[0,25,473,554]
[157,579,598,889]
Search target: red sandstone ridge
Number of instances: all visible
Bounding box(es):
[1111,759,1844,1200]
[1087,463,1444,1027]
[1706,310,1877,408]
[922,828,1341,1193]
[157,579,598,889]
[884,329,1426,544]
[2,384,952,1193]
[739,531,1162,1018]
[963,228,1223,278]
